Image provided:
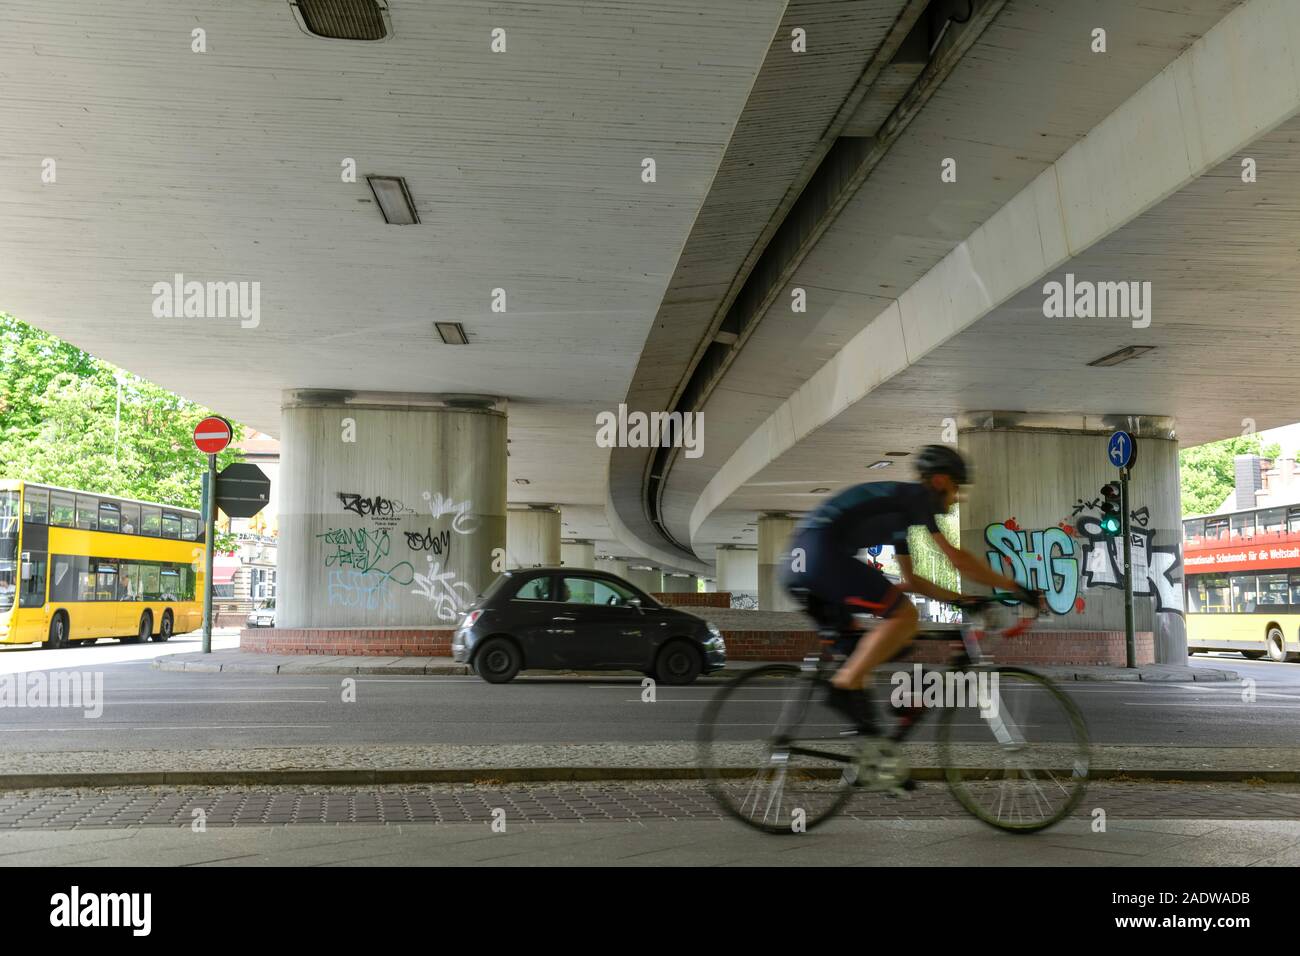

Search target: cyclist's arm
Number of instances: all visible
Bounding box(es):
[895,554,962,603]
[929,531,1026,595]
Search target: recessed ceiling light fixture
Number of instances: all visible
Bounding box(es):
[436,322,468,345]
[291,0,390,41]
[1087,345,1156,368]
[367,175,419,224]
[868,460,893,469]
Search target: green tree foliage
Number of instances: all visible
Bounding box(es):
[0,313,245,523]
[1179,434,1281,516]
[900,510,961,593]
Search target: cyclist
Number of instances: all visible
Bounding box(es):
[781,444,1040,733]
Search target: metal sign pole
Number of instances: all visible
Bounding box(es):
[202,452,217,654]
[1120,466,1135,668]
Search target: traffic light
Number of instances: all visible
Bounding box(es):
[1099,482,1122,536]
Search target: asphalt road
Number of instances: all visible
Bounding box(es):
[1,635,1298,752]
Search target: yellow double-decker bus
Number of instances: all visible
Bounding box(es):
[0,480,204,648]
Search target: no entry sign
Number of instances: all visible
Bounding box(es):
[193,416,232,454]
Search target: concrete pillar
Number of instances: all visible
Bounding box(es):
[507,506,560,568]
[959,413,1185,664]
[278,392,506,629]
[716,545,758,607]
[626,566,663,594]
[662,573,697,593]
[597,556,629,580]
[758,513,799,610]
[561,539,595,569]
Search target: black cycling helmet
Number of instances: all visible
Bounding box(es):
[914,444,969,484]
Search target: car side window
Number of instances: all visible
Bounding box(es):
[593,579,639,606]
[512,576,552,601]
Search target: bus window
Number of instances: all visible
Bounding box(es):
[1289,508,1300,534]
[19,551,46,608]
[141,506,161,536]
[1290,573,1300,605]
[1204,517,1229,540]
[22,487,49,524]
[1231,575,1258,613]
[1183,518,1203,543]
[121,561,141,601]
[160,565,180,601]
[161,512,181,539]
[94,560,119,601]
[50,492,75,527]
[75,496,99,531]
[1230,513,1254,540]
[140,563,162,601]
[120,502,140,534]
[98,501,121,533]
[51,555,93,602]
[1258,572,1289,605]
[1202,575,1229,613]
[181,516,199,541]
[1259,508,1285,535]
[0,491,17,612]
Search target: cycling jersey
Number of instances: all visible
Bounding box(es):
[796,481,945,556]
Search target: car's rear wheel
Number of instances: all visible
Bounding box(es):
[475,638,522,683]
[154,611,174,642]
[655,640,702,685]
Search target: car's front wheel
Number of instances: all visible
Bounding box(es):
[654,640,702,685]
[475,637,522,684]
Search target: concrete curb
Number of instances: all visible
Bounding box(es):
[1,766,1294,790]
[151,654,1240,683]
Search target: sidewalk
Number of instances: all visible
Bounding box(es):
[2,742,1297,788]
[153,648,1241,683]
[3,814,1298,867]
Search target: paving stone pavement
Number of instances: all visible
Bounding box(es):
[0,780,1297,829]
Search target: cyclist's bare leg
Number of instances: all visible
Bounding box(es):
[829,599,919,691]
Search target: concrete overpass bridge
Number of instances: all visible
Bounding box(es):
[4,0,1298,662]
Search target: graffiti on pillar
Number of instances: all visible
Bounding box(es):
[984,522,1080,615]
[319,527,414,609]
[404,528,453,555]
[423,492,478,536]
[1074,509,1184,615]
[337,493,416,529]
[410,556,473,622]
[985,503,1184,617]
[327,567,414,609]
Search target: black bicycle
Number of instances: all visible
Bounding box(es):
[698,596,1090,834]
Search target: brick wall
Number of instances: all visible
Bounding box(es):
[652,591,732,608]
[241,628,455,656]
[241,625,1155,666]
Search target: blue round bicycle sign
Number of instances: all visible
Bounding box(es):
[1107,430,1136,470]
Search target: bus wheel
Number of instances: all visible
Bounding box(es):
[124,613,151,645]
[154,612,174,642]
[47,613,70,650]
[1266,627,1287,663]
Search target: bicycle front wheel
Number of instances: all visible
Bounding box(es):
[698,665,859,834]
[937,667,1090,833]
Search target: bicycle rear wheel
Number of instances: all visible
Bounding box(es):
[698,665,860,834]
[937,667,1089,833]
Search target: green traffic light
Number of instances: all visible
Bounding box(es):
[1101,514,1121,536]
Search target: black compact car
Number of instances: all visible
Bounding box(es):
[452,567,726,684]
